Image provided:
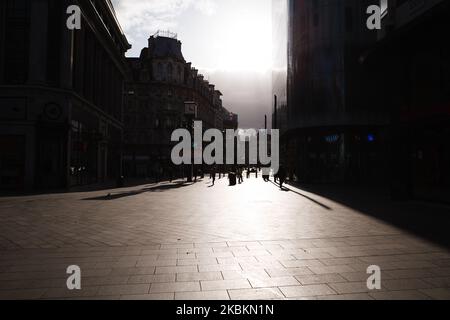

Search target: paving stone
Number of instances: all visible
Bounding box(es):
[423,277,450,288]
[155,266,198,274]
[308,265,355,275]
[150,281,200,293]
[340,272,378,282]
[109,267,155,276]
[201,279,251,291]
[136,259,177,267]
[199,264,242,273]
[0,288,46,300]
[266,267,314,277]
[194,242,228,248]
[128,274,176,284]
[228,288,285,300]
[97,284,150,296]
[280,259,325,268]
[385,269,437,280]
[176,272,223,282]
[42,286,100,299]
[420,288,450,300]
[370,290,431,300]
[249,276,300,288]
[316,293,373,300]
[120,293,175,300]
[383,279,433,291]
[218,257,258,265]
[295,274,347,285]
[0,179,449,300]
[320,258,362,266]
[280,285,336,298]
[221,270,270,280]
[329,282,376,294]
[175,291,230,300]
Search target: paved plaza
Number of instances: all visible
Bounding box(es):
[0,176,449,300]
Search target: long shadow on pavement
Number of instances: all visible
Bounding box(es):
[268,180,332,210]
[82,182,194,201]
[289,182,450,249]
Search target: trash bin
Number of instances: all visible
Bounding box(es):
[229,173,237,186]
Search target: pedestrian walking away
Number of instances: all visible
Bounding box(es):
[277,166,287,190]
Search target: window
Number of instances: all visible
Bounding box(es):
[345,7,353,32]
[48,0,62,85]
[4,0,30,84]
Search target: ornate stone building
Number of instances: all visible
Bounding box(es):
[0,0,130,191]
[123,31,230,179]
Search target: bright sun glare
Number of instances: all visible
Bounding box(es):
[213,9,272,72]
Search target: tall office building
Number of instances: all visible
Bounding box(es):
[272,0,288,135]
[274,0,387,184]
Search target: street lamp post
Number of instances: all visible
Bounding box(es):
[184,101,198,183]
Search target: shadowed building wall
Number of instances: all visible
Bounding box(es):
[364,0,450,202]
[0,0,130,191]
[281,0,385,184]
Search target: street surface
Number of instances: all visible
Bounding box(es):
[0,176,449,300]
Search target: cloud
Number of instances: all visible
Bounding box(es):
[112,0,217,42]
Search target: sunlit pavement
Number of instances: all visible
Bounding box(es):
[0,176,449,300]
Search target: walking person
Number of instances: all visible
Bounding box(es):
[263,171,270,182]
[212,170,216,186]
[277,166,287,190]
[237,168,243,184]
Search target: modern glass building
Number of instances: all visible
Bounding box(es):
[272,0,288,135]
[273,0,388,184]
[273,0,450,202]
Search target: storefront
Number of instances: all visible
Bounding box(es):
[283,126,388,185]
[0,135,25,190]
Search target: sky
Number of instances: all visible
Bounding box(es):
[111,0,273,129]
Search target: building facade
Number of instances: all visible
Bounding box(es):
[275,0,388,184]
[364,0,450,202]
[0,0,130,191]
[274,0,450,202]
[272,0,288,135]
[222,107,239,131]
[123,32,230,180]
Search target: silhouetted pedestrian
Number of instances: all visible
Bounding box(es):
[237,168,243,184]
[278,166,287,190]
[212,171,216,186]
